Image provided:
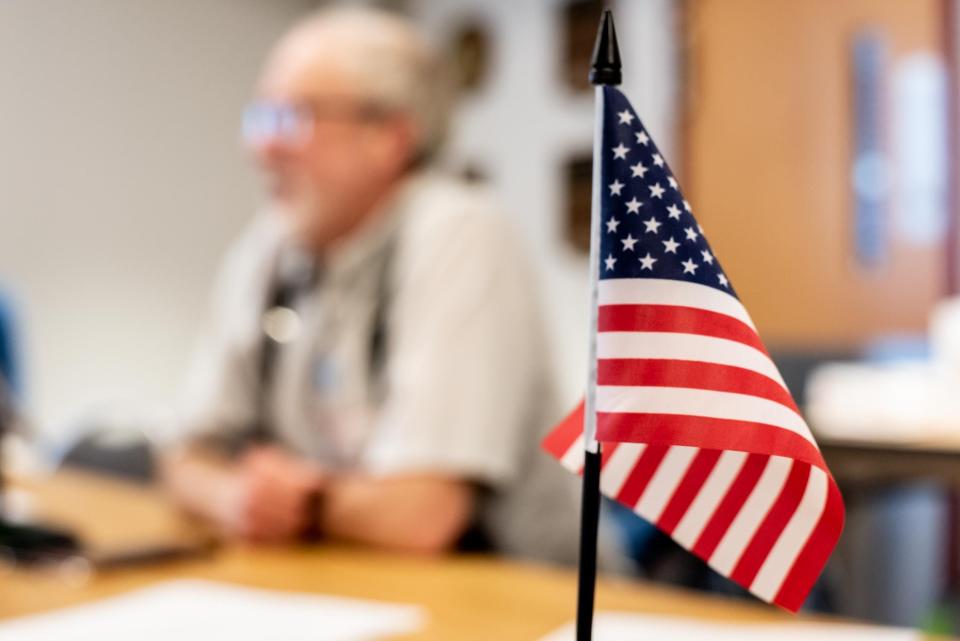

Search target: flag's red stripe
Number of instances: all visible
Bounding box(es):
[596,411,827,472]
[691,453,769,559]
[729,462,812,588]
[597,358,799,413]
[600,441,621,468]
[773,477,846,612]
[656,448,723,534]
[614,444,670,507]
[598,304,768,355]
[541,402,584,458]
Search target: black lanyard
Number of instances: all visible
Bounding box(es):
[253,240,395,442]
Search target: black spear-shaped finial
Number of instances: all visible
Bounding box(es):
[589,9,622,86]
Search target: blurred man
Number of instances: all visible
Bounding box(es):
[161,7,582,562]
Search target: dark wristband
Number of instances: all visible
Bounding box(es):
[301,488,326,542]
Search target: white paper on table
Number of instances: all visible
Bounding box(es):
[539,612,922,641]
[0,579,425,641]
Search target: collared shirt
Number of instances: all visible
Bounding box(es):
[171,172,591,564]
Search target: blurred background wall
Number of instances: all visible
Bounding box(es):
[1,0,957,458]
[2,0,960,629]
[0,0,315,433]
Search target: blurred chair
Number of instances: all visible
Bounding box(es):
[55,425,155,483]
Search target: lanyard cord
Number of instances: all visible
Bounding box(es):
[253,255,317,444]
[253,238,396,443]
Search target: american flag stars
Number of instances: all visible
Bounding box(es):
[600,90,731,292]
[545,86,843,614]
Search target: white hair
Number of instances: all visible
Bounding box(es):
[276,5,451,162]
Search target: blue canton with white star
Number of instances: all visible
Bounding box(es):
[599,87,735,297]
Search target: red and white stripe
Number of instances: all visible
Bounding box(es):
[543,278,844,612]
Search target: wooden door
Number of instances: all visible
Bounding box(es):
[681,0,951,349]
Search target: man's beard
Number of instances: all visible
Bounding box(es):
[271,181,333,250]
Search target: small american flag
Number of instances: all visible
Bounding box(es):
[544,87,844,612]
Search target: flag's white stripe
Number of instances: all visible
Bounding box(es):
[560,434,585,472]
[673,450,749,548]
[600,443,646,497]
[708,456,793,576]
[634,446,699,522]
[598,278,756,331]
[596,386,814,445]
[596,332,786,389]
[750,467,829,601]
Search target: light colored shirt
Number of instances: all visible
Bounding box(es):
[173,172,590,564]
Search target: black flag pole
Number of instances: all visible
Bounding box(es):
[576,9,621,641]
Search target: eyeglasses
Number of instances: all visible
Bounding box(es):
[241,99,394,147]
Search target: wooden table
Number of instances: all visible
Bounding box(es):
[0,470,944,640]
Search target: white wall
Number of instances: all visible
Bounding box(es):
[0,1,315,434]
[409,0,679,408]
